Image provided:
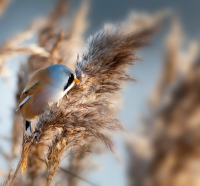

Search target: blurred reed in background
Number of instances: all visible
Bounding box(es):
[126,18,200,186]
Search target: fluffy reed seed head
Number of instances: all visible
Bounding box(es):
[8,11,161,185]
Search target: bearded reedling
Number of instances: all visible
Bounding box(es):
[18,64,79,132]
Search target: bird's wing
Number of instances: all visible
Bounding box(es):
[17,81,40,108]
[22,82,40,95]
[18,95,32,108]
[17,67,50,110]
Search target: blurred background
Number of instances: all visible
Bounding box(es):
[0,0,200,186]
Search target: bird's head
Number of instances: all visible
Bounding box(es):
[48,64,79,94]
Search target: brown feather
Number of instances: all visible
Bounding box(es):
[19,68,51,120]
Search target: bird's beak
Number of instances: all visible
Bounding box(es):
[73,78,79,83]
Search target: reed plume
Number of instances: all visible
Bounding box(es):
[3,12,160,186]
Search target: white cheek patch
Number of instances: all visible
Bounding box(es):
[18,95,32,108]
[63,81,75,97]
[57,81,75,104]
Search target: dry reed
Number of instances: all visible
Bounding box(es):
[0,0,11,18]
[126,18,200,186]
[3,12,160,186]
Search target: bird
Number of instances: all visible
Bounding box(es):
[18,64,79,132]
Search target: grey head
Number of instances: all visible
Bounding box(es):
[47,64,76,93]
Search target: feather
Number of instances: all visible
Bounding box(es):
[18,95,32,108]
[22,82,40,94]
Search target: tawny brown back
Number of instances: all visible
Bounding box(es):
[19,68,51,120]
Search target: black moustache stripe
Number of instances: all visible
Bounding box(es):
[64,74,74,91]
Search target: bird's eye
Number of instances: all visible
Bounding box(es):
[64,73,74,91]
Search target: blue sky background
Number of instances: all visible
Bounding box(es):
[0,0,199,185]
